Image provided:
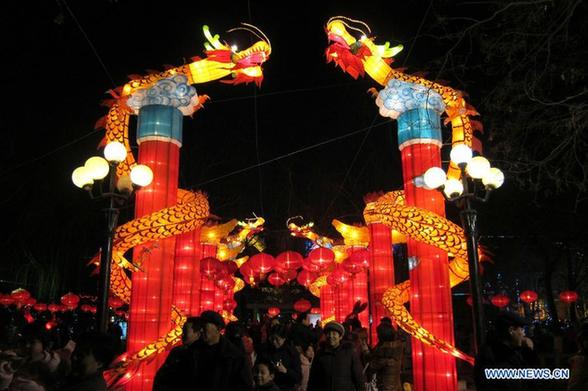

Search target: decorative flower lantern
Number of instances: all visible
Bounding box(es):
[308,248,335,270]
[108,296,124,309]
[267,307,280,317]
[276,251,303,271]
[491,294,510,308]
[294,298,312,313]
[559,290,578,304]
[520,290,538,304]
[10,288,31,303]
[296,270,318,287]
[268,272,287,287]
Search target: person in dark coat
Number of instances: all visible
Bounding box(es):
[307,321,365,391]
[253,358,281,391]
[258,324,302,391]
[367,323,403,391]
[194,310,254,390]
[474,311,539,391]
[153,316,203,391]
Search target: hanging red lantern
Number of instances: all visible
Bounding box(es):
[276,251,303,271]
[115,310,126,318]
[327,267,351,286]
[291,313,298,320]
[283,269,298,282]
[520,290,538,304]
[80,304,92,313]
[215,277,236,292]
[267,307,280,317]
[308,248,335,269]
[559,290,579,304]
[108,296,124,309]
[33,303,47,312]
[268,272,287,287]
[311,307,321,314]
[466,296,473,306]
[89,306,97,314]
[223,298,237,312]
[60,293,80,308]
[491,294,510,308]
[301,257,321,272]
[240,262,257,285]
[296,270,318,287]
[249,253,275,274]
[225,261,238,276]
[200,257,222,279]
[24,297,37,307]
[0,295,14,306]
[47,303,60,313]
[342,250,370,275]
[45,320,58,330]
[23,309,34,324]
[10,288,31,303]
[293,298,312,313]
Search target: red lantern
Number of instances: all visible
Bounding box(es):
[10,288,31,303]
[466,296,473,306]
[89,306,97,314]
[291,313,298,320]
[311,307,321,314]
[225,261,238,276]
[268,272,286,287]
[108,296,124,309]
[276,251,303,271]
[327,268,351,286]
[223,298,237,312]
[45,320,58,330]
[296,270,318,287]
[249,253,275,274]
[491,294,510,308]
[60,293,80,308]
[24,297,37,307]
[115,310,126,318]
[47,303,60,313]
[308,248,335,269]
[301,257,321,272]
[293,298,312,313]
[283,269,298,282]
[200,257,222,279]
[520,290,538,304]
[80,304,92,313]
[240,263,257,285]
[215,277,236,292]
[0,295,14,306]
[33,303,47,312]
[343,249,370,275]
[267,307,280,317]
[559,290,579,304]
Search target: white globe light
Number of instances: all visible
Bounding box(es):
[130,165,153,187]
[84,156,110,180]
[482,167,505,189]
[423,167,447,189]
[443,178,464,198]
[450,144,473,165]
[466,156,491,179]
[72,166,94,189]
[104,141,127,163]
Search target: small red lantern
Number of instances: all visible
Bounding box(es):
[60,293,80,308]
[276,251,303,271]
[200,257,222,279]
[249,253,275,274]
[24,297,37,307]
[293,298,312,313]
[223,298,237,312]
[89,306,97,314]
[268,272,286,287]
[225,261,238,276]
[115,310,126,318]
[47,303,60,313]
[343,249,370,275]
[301,257,321,272]
[108,296,124,309]
[491,294,510,308]
[327,267,351,286]
[520,290,538,304]
[296,270,318,287]
[559,290,578,304]
[466,296,473,306]
[267,307,280,317]
[311,307,321,314]
[45,320,58,330]
[10,288,31,303]
[0,295,14,306]
[33,303,47,312]
[308,248,335,269]
[215,277,236,292]
[80,304,92,313]
[283,269,298,282]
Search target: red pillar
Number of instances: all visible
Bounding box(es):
[173,228,202,315]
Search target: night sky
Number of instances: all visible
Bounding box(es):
[1,0,585,299]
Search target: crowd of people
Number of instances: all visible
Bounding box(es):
[1,306,587,390]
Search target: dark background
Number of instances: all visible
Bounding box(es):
[0,0,585,308]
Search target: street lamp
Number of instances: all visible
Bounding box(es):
[423,144,504,354]
[72,141,153,333]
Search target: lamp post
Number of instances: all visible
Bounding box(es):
[423,144,504,354]
[72,141,153,333]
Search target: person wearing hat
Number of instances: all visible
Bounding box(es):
[307,321,365,391]
[474,311,539,391]
[193,310,254,390]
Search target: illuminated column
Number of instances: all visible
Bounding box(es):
[199,242,218,312]
[320,284,335,322]
[349,246,369,328]
[367,223,395,344]
[378,79,456,390]
[126,76,199,391]
[173,228,202,315]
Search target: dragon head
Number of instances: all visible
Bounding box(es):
[202,23,271,87]
[325,16,403,79]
